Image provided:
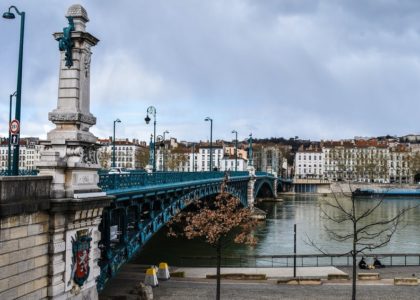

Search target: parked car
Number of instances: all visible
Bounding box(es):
[108,168,130,174]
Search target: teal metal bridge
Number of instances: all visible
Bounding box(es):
[96,170,277,290]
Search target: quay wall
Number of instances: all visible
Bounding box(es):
[0,212,50,299]
[0,175,111,300]
[0,176,52,299]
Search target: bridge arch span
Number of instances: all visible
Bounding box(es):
[254,178,275,199]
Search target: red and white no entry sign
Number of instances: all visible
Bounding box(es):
[10,119,20,134]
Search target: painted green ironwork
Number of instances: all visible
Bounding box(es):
[248,133,253,166]
[57,16,75,68]
[96,170,275,292]
[98,171,253,192]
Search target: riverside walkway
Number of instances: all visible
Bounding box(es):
[100,263,420,300]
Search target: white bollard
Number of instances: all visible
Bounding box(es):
[157,262,170,280]
[144,267,159,287]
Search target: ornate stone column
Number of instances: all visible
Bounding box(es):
[247,166,256,209]
[272,172,278,198]
[37,5,112,300]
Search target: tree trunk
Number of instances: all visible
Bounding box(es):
[216,240,221,300]
[352,252,356,300]
[352,196,357,300]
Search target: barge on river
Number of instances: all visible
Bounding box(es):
[353,188,420,197]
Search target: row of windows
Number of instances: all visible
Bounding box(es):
[298,164,322,168]
[297,155,322,160]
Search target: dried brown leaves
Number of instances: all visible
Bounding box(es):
[168,190,258,247]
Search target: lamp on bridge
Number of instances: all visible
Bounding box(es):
[248,133,253,167]
[3,5,25,176]
[156,131,169,171]
[162,130,169,171]
[8,92,16,176]
[204,117,213,171]
[145,106,157,172]
[112,118,121,168]
[191,142,196,172]
[231,130,238,172]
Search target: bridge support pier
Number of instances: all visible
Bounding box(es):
[272,172,278,198]
[35,5,113,299]
[247,166,256,209]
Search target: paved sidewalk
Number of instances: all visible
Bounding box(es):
[99,263,420,299]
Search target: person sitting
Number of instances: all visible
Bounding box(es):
[373,257,385,268]
[358,257,368,269]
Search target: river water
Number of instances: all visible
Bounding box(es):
[134,195,420,266]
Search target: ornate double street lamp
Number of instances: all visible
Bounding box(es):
[204,117,213,171]
[3,5,25,175]
[145,106,157,172]
[232,130,238,172]
[112,119,121,168]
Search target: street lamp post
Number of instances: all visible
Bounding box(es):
[8,92,16,175]
[248,133,253,167]
[232,130,238,172]
[112,119,121,168]
[3,6,25,175]
[162,130,169,171]
[145,106,157,172]
[191,143,196,172]
[204,117,213,171]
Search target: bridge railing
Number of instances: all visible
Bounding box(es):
[179,253,420,268]
[0,169,39,176]
[98,171,252,192]
[255,171,275,177]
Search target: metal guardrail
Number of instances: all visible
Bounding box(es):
[98,171,274,192]
[179,253,420,268]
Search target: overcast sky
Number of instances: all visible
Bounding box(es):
[1,0,420,143]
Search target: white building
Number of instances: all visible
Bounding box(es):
[196,144,224,171]
[98,138,147,169]
[0,138,43,171]
[294,147,324,179]
[219,156,247,171]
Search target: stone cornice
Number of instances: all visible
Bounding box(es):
[49,112,97,126]
[53,31,100,46]
[50,195,113,213]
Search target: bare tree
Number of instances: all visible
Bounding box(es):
[306,185,416,300]
[168,179,258,300]
[408,151,420,183]
[98,148,111,169]
[166,149,188,171]
[134,147,149,169]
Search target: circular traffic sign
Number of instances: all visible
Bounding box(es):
[10,119,20,134]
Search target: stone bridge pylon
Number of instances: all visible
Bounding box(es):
[36,4,112,300]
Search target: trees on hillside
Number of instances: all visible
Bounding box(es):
[168,179,258,300]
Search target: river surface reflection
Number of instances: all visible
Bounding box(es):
[134,195,420,265]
